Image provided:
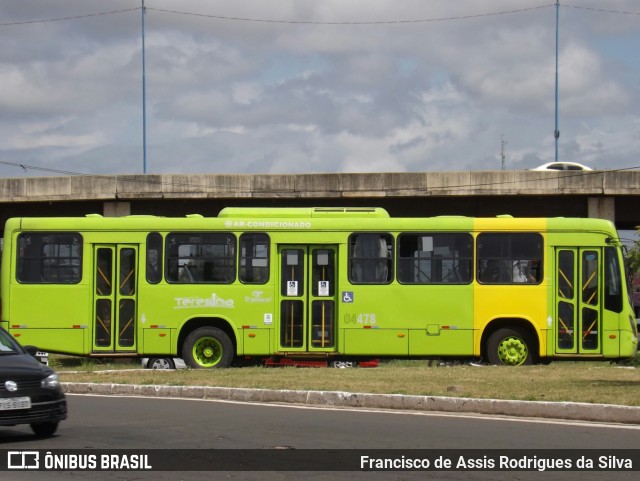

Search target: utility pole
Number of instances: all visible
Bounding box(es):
[501,135,507,170]
[554,0,560,162]
[141,0,147,174]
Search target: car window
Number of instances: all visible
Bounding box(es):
[0,329,21,353]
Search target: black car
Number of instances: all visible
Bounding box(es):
[0,326,67,436]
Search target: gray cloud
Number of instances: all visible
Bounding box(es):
[0,0,638,177]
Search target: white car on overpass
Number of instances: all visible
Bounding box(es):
[532,162,593,171]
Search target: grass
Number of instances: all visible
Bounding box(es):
[54,355,640,407]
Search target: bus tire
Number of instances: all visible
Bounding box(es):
[183,327,234,368]
[486,328,534,366]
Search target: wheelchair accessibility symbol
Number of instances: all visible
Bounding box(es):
[342,291,354,303]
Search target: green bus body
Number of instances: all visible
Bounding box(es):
[1,208,637,367]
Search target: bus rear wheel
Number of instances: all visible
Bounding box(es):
[486,328,534,366]
[183,327,233,368]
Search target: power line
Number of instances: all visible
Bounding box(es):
[146,4,556,25]
[0,4,556,28]
[564,4,640,16]
[0,7,139,27]
[3,3,640,29]
[0,161,86,177]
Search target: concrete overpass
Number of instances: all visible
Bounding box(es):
[0,170,638,229]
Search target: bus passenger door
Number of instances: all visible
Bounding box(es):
[278,245,337,354]
[554,248,602,355]
[92,245,138,353]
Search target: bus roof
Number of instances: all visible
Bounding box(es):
[3,209,618,238]
[218,207,390,218]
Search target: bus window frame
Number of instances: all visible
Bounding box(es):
[239,232,270,285]
[16,232,83,284]
[165,232,237,284]
[146,232,163,284]
[396,232,473,285]
[476,232,543,285]
[348,232,394,285]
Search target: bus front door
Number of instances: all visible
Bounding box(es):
[555,248,602,355]
[92,245,138,353]
[278,245,337,355]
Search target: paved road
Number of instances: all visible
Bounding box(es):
[1,394,639,481]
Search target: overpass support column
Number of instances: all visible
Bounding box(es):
[103,201,131,217]
[587,197,615,222]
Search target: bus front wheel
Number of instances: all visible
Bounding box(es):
[183,327,234,368]
[486,328,534,366]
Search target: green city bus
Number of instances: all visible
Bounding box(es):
[1,207,637,367]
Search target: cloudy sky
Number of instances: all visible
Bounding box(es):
[0,0,639,178]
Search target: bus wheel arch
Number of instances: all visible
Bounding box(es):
[179,318,236,369]
[481,319,539,366]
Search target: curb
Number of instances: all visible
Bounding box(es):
[62,382,640,425]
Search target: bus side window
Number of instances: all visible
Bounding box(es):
[239,233,270,284]
[17,233,82,284]
[477,233,543,284]
[165,233,236,284]
[604,247,622,313]
[146,232,163,284]
[349,233,393,284]
[397,233,472,284]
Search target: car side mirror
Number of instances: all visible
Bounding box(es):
[23,345,49,365]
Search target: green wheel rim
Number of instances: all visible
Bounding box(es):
[497,336,528,366]
[192,337,223,367]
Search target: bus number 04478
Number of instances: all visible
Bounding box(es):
[344,313,377,325]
